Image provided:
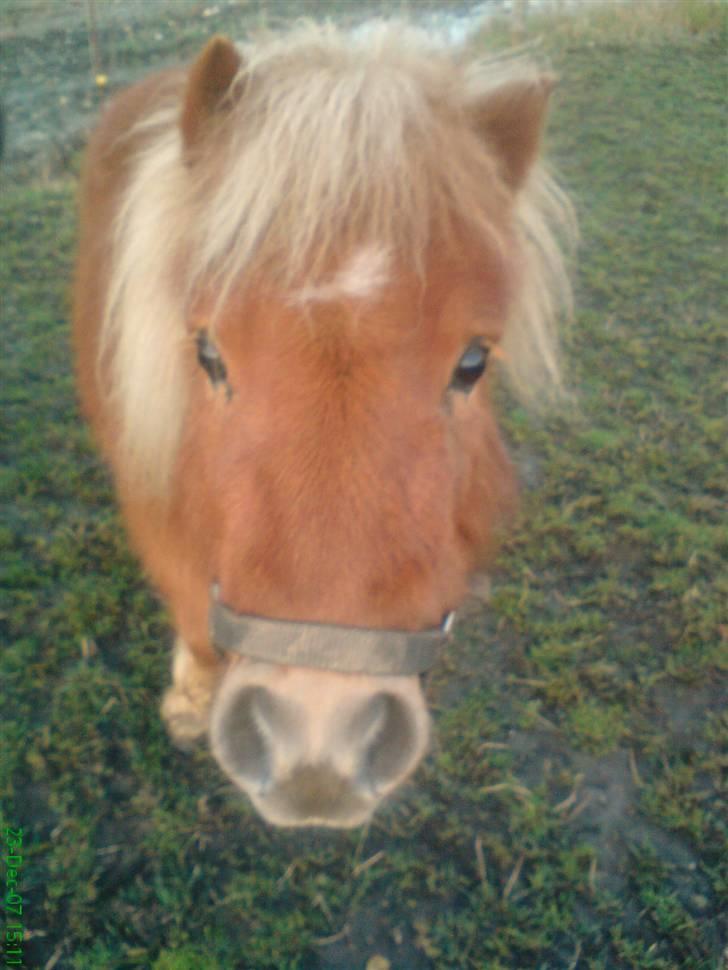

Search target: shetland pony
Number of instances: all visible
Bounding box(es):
[73,22,573,827]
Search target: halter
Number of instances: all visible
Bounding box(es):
[210,586,454,676]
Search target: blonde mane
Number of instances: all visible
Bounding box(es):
[101,21,575,494]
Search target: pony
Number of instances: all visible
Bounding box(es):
[73,21,574,827]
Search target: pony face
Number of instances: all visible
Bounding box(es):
[74,24,574,827]
[186,245,517,825]
[201,244,516,628]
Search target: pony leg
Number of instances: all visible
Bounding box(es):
[161,638,223,747]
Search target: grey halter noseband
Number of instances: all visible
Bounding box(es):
[210,586,454,676]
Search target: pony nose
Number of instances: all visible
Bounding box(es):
[210,668,430,827]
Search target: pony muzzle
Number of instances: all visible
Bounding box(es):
[209,661,431,827]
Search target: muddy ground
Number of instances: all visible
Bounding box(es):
[1,2,725,967]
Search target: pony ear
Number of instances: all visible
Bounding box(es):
[181,35,242,154]
[470,76,555,191]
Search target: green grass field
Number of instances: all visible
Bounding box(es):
[1,3,726,968]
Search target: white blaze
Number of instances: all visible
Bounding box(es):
[291,245,391,305]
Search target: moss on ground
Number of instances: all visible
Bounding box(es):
[1,4,726,968]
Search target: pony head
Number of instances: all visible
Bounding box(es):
[77,23,574,826]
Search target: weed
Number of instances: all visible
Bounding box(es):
[1,4,726,967]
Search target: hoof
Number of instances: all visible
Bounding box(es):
[161,687,209,749]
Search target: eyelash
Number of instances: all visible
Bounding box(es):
[196,329,231,396]
[449,343,489,393]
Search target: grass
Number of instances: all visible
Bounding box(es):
[1,3,726,968]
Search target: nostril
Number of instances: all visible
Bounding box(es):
[348,693,387,748]
[349,693,417,792]
[214,686,289,787]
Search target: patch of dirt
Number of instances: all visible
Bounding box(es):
[509,730,701,895]
[440,593,725,933]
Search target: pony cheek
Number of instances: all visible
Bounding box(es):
[449,401,518,560]
[212,487,264,597]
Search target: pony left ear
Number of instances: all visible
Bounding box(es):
[181,35,242,155]
[469,75,555,191]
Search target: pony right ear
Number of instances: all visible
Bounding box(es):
[181,35,242,155]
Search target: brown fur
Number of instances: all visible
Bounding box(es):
[72,23,574,824]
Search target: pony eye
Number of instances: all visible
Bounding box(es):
[449,343,489,393]
[196,329,228,387]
